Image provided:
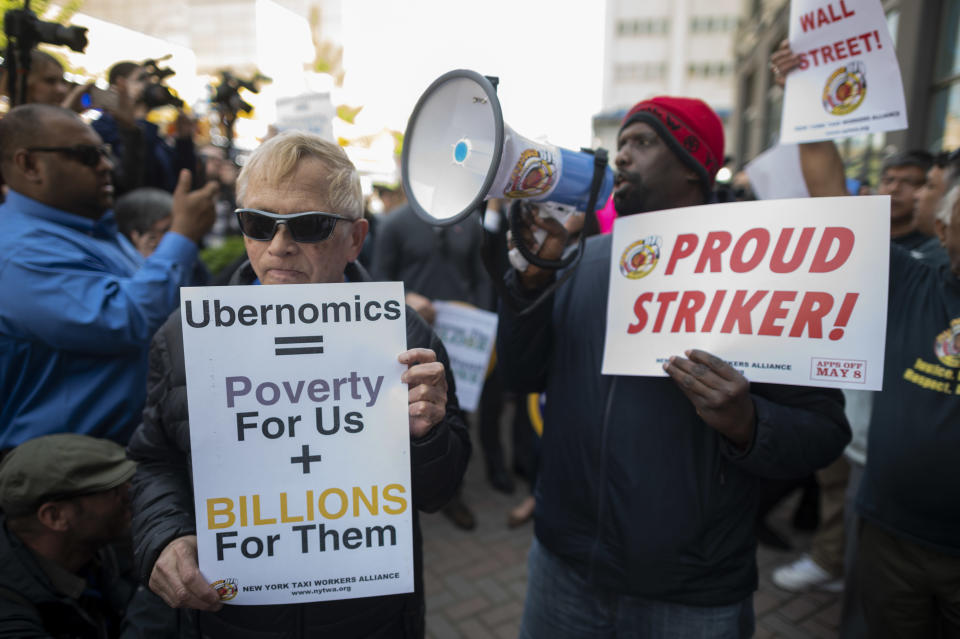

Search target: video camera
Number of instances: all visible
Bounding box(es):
[211,69,271,148]
[140,55,183,110]
[211,70,270,118]
[4,0,87,105]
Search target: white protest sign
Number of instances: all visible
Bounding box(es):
[275,93,336,141]
[602,197,889,390]
[181,282,413,605]
[744,144,811,201]
[780,0,907,144]
[431,302,498,412]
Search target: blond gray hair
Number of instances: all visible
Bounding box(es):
[236,131,363,220]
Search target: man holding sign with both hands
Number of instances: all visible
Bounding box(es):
[499,97,850,638]
[126,131,470,638]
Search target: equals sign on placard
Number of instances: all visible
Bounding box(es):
[274,335,324,356]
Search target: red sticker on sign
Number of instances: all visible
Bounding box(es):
[810,357,866,383]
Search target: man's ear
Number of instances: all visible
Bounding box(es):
[35,501,75,533]
[935,218,947,247]
[346,218,369,262]
[12,149,43,184]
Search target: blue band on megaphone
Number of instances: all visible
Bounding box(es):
[549,148,614,212]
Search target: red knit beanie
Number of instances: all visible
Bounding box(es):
[620,96,725,195]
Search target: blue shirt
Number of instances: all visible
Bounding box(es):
[0,190,198,448]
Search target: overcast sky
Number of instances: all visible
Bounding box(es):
[339,0,607,150]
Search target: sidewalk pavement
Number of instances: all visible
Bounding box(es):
[420,424,843,639]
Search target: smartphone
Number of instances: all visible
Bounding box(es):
[81,86,119,111]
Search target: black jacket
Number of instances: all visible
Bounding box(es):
[857,244,960,555]
[498,233,850,606]
[127,261,470,638]
[371,205,493,310]
[0,516,137,639]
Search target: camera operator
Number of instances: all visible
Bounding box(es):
[2,0,87,108]
[22,50,68,105]
[1,50,68,106]
[92,60,197,196]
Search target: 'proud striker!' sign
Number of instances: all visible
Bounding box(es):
[603,197,889,390]
[181,281,413,605]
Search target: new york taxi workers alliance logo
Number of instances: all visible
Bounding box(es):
[933,318,960,368]
[505,148,557,199]
[822,61,867,116]
[212,578,239,601]
[619,235,661,279]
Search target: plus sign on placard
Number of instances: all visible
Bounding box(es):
[290,444,323,473]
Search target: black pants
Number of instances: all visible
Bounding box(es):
[478,367,533,479]
[858,520,960,639]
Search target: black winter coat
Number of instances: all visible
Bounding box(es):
[0,516,137,639]
[127,261,470,638]
[498,233,850,606]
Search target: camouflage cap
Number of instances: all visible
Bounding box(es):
[0,434,136,516]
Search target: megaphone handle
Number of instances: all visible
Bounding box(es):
[507,204,574,271]
[507,147,609,271]
[480,201,587,317]
[513,232,587,317]
[508,204,580,271]
[486,146,609,315]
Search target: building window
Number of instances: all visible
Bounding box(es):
[690,15,738,33]
[928,0,960,150]
[686,62,733,78]
[616,17,670,37]
[614,62,668,83]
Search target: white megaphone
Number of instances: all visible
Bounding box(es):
[402,70,614,236]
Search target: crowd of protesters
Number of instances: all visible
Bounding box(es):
[0,39,956,639]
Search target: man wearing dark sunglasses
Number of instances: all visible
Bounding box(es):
[0,104,218,453]
[126,130,470,638]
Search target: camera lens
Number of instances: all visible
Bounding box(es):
[34,20,88,52]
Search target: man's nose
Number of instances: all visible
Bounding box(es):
[99,152,115,172]
[267,223,298,253]
[614,146,629,168]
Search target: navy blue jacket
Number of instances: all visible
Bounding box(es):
[498,233,850,606]
[93,112,196,194]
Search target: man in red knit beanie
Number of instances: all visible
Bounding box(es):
[496,97,849,638]
[613,96,724,213]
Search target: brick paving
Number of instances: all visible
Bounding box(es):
[420,413,844,639]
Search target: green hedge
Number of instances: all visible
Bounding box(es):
[200,235,247,276]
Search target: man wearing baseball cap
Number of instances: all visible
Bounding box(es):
[0,434,140,637]
[498,97,849,637]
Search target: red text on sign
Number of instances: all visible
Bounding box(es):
[663,227,855,275]
[810,358,866,383]
[627,290,860,341]
[797,31,882,69]
[799,1,856,33]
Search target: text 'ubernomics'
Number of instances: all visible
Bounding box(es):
[185,295,403,329]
